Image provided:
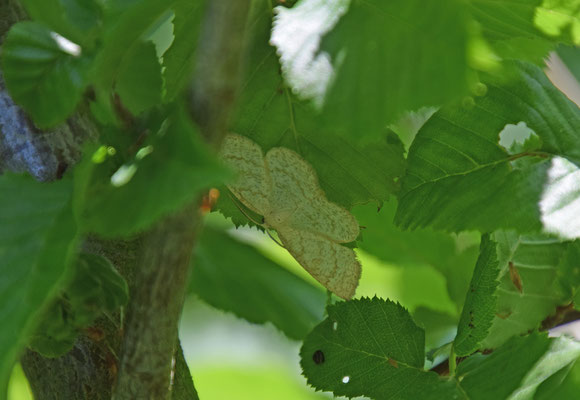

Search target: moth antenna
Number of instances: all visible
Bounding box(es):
[266,230,285,248]
[227,191,264,226]
[227,191,285,248]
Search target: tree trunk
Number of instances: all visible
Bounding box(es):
[0,0,251,398]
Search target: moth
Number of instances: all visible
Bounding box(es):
[220,134,361,299]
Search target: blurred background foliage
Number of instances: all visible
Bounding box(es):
[8,204,471,399]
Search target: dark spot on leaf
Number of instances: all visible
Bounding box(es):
[313,350,325,365]
[508,261,523,293]
[496,310,512,319]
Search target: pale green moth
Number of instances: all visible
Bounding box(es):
[220,134,361,299]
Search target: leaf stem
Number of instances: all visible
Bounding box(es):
[449,344,457,376]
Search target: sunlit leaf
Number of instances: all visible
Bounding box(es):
[274,0,470,141]
[396,61,580,237]
[300,297,465,400]
[231,0,405,213]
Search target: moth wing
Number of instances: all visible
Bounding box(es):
[277,226,361,300]
[220,134,271,215]
[265,147,359,243]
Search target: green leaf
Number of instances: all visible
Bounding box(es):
[214,184,266,229]
[115,41,163,115]
[78,106,231,237]
[454,235,500,356]
[413,307,458,353]
[27,302,79,358]
[535,358,580,400]
[300,297,465,400]
[0,175,77,395]
[70,253,129,312]
[556,45,580,84]
[191,227,325,340]
[162,0,205,100]
[92,0,177,106]
[1,22,91,128]
[480,231,570,350]
[232,0,405,211]
[395,61,580,236]
[468,1,580,66]
[284,0,470,141]
[458,333,580,400]
[28,252,127,358]
[353,201,480,312]
[18,0,102,47]
[556,241,580,301]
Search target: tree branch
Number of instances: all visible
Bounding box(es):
[112,204,201,399]
[112,1,252,398]
[189,0,252,146]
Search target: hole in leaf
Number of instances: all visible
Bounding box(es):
[111,164,138,187]
[50,32,81,56]
[342,376,350,384]
[332,321,338,331]
[136,145,154,160]
[498,122,540,155]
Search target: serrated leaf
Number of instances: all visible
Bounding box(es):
[72,253,129,312]
[480,231,570,350]
[0,175,77,395]
[78,106,231,237]
[312,0,470,141]
[458,334,580,400]
[162,0,205,100]
[213,185,265,229]
[191,227,325,340]
[92,0,177,106]
[1,22,90,128]
[28,252,127,358]
[231,0,405,213]
[115,40,163,115]
[395,61,580,236]
[300,297,465,400]
[454,235,500,356]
